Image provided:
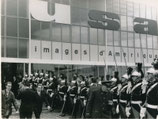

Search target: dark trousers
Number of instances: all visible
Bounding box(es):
[146,108,157,119]
[34,108,42,119]
[20,111,33,119]
[131,104,140,118]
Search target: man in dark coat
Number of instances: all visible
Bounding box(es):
[34,84,51,119]
[17,80,36,119]
[2,82,18,118]
[86,80,113,118]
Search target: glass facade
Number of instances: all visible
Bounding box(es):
[1,0,158,77]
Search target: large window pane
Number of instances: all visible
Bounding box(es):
[1,37,5,57]
[89,0,105,11]
[141,34,147,48]
[41,22,50,40]
[6,0,17,16]
[127,17,133,31]
[72,26,80,43]
[113,0,119,14]
[31,20,40,39]
[106,0,113,12]
[6,17,17,37]
[90,28,97,45]
[6,37,17,58]
[135,33,140,48]
[52,23,61,42]
[19,0,28,18]
[127,2,133,16]
[153,36,158,49]
[81,27,88,44]
[107,30,113,45]
[71,0,89,9]
[147,35,152,48]
[71,7,80,25]
[114,31,120,46]
[151,8,157,20]
[120,16,127,30]
[62,24,70,42]
[146,6,152,19]
[128,33,134,47]
[1,16,5,36]
[19,38,28,58]
[80,8,89,26]
[140,5,145,18]
[19,19,29,38]
[134,3,139,17]
[121,32,127,46]
[98,29,104,45]
[120,0,126,15]
[1,0,5,15]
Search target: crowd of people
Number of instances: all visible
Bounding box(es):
[1,58,158,119]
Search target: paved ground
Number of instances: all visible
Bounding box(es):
[10,109,70,119]
[10,100,71,119]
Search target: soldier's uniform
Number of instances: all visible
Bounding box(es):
[119,67,133,118]
[110,71,121,118]
[58,80,68,116]
[76,81,88,118]
[145,59,158,119]
[146,81,158,119]
[68,80,78,117]
[119,80,128,118]
[130,63,145,118]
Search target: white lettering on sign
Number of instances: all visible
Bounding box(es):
[30,0,71,24]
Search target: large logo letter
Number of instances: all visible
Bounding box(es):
[88,10,120,30]
[30,0,71,24]
[134,18,158,36]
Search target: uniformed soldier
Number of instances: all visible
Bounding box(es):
[130,63,144,118]
[145,58,158,119]
[110,71,121,118]
[119,67,133,118]
[75,80,88,118]
[58,79,68,116]
[68,80,78,118]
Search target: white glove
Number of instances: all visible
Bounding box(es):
[140,107,146,118]
[83,100,87,106]
[50,93,54,97]
[116,105,119,114]
[156,115,158,119]
[74,98,77,104]
[63,95,66,101]
[47,106,51,111]
[125,106,131,117]
[15,110,19,114]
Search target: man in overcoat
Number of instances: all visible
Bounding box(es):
[86,80,113,118]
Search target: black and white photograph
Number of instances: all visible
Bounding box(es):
[1,0,158,118]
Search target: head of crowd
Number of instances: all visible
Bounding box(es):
[13,58,157,92]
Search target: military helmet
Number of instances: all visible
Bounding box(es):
[146,68,155,74]
[122,73,129,79]
[131,71,141,77]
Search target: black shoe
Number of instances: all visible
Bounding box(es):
[59,113,65,117]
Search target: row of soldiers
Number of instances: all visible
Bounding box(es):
[19,58,158,119]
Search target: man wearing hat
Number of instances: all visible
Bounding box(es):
[110,71,121,118]
[85,80,112,118]
[130,63,144,118]
[145,58,158,119]
[119,67,133,118]
[17,80,36,119]
[75,80,88,118]
[58,79,68,116]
